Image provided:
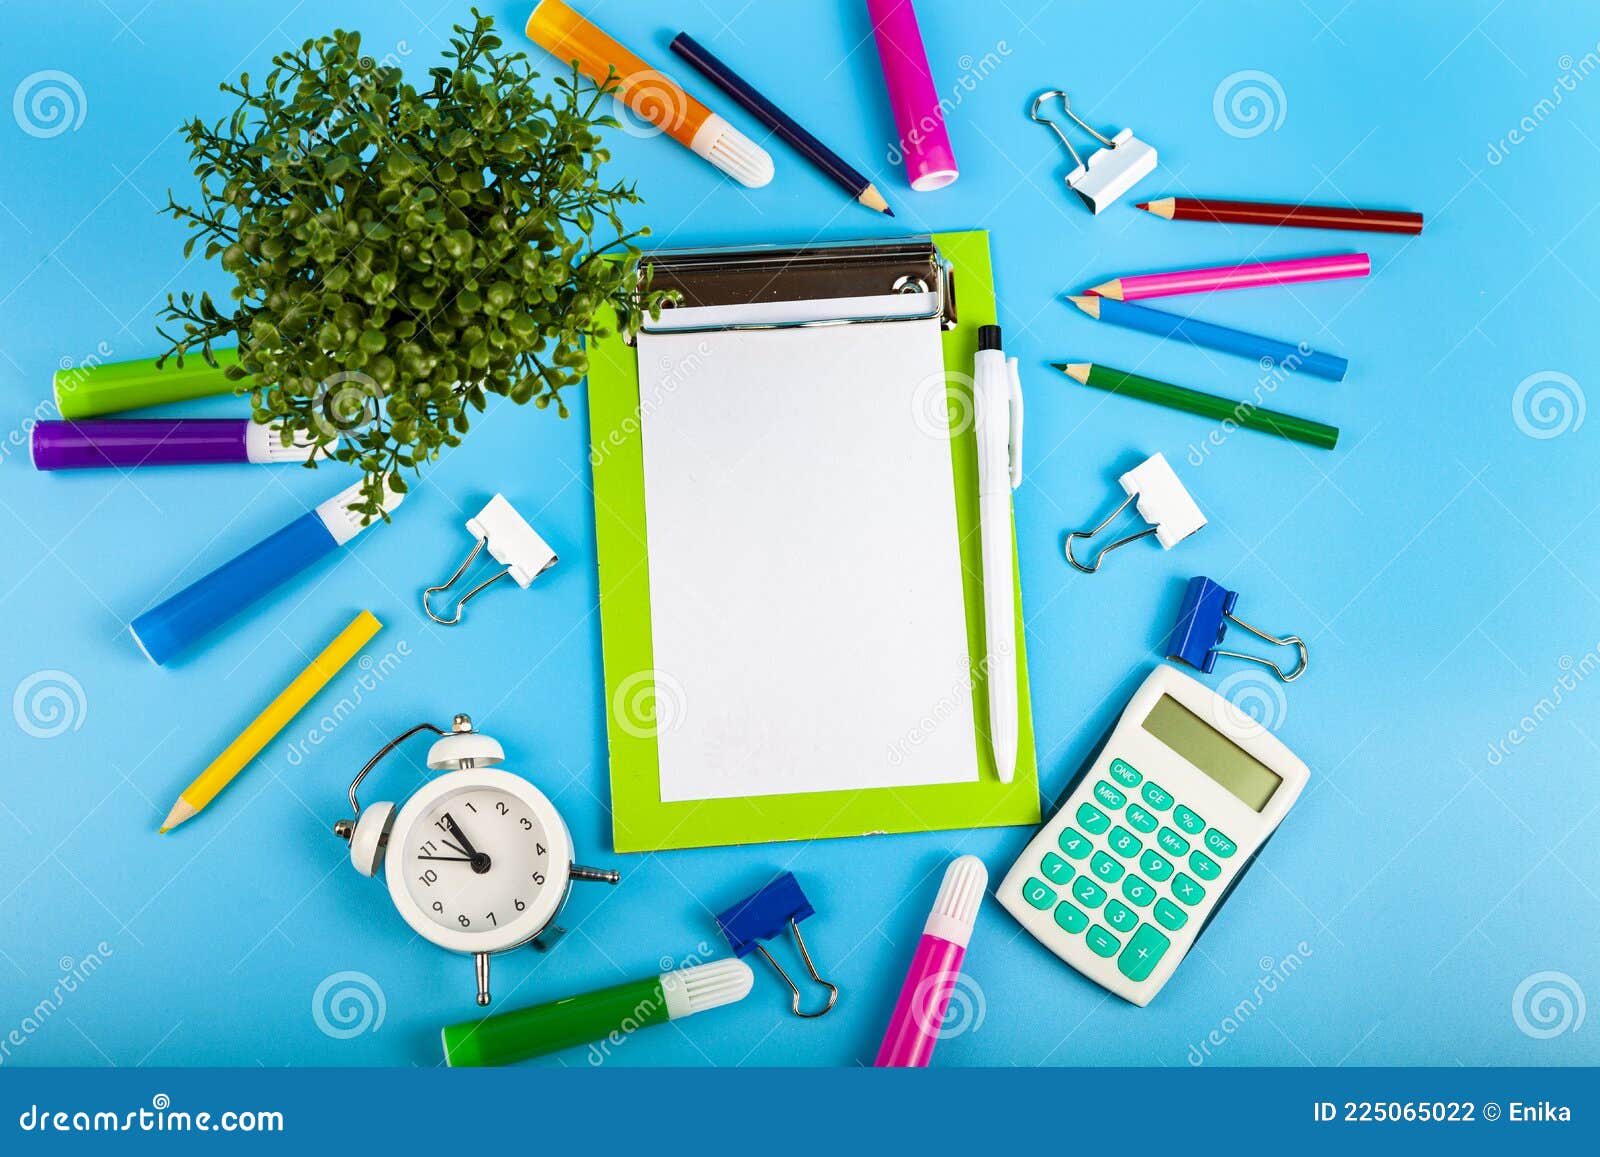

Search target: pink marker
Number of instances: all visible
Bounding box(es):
[1086,252,1371,301]
[867,0,959,191]
[875,854,988,1068]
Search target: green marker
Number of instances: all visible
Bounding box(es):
[440,959,753,1067]
[1056,361,1340,451]
[54,347,253,419]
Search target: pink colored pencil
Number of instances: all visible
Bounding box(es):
[1086,253,1370,301]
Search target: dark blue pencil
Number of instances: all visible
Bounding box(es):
[669,32,892,215]
[1066,296,1349,381]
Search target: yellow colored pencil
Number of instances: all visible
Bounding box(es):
[160,610,382,833]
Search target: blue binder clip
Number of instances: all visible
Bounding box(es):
[1167,576,1308,683]
[715,872,839,1018]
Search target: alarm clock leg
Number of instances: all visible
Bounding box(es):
[475,951,491,1007]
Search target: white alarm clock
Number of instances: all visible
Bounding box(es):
[332,713,618,1005]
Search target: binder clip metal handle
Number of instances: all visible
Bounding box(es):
[1167,576,1308,683]
[423,494,558,625]
[715,872,839,1019]
[1065,453,1205,573]
[1030,89,1158,214]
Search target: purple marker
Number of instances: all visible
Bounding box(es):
[31,419,317,470]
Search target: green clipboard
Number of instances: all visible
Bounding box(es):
[587,229,1039,852]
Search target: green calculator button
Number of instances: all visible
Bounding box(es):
[1121,875,1155,907]
[1124,804,1158,833]
[1022,877,1057,910]
[1141,782,1174,810]
[1040,852,1075,884]
[1109,758,1142,787]
[1171,873,1206,906]
[1173,805,1205,835]
[1104,900,1139,933]
[1107,826,1142,858]
[1156,827,1190,856]
[1204,828,1237,858]
[1058,827,1093,859]
[1085,925,1121,958]
[1054,901,1088,934]
[1092,781,1127,810]
[1076,803,1111,835]
[1116,924,1171,982]
[1188,851,1221,881]
[1153,898,1187,931]
[1071,876,1107,909]
[1139,850,1173,882]
[1090,851,1125,883]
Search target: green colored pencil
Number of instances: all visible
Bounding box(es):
[1055,361,1339,450]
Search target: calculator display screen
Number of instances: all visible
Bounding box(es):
[1141,695,1283,811]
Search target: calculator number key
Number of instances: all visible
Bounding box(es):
[1022,877,1057,910]
[1139,850,1172,882]
[1104,899,1139,933]
[1107,826,1142,858]
[1040,852,1075,884]
[1076,803,1111,835]
[1058,826,1093,859]
[1090,852,1125,883]
[1120,875,1155,907]
[1071,876,1107,909]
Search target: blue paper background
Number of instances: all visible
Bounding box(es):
[1,0,1596,1068]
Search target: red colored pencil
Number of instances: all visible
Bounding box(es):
[1138,197,1423,236]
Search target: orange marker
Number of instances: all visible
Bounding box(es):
[526,0,773,188]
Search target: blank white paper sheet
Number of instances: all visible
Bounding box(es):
[636,305,978,803]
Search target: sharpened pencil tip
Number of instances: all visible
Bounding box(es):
[883,206,894,217]
[158,827,169,834]
[1134,202,1149,210]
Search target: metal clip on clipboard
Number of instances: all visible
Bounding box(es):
[624,237,959,343]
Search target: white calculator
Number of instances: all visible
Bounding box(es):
[997,665,1309,1006]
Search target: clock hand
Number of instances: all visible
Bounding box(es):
[441,814,481,859]
[441,813,491,875]
[440,838,471,857]
[417,854,474,863]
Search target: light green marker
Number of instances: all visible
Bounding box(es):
[441,959,753,1068]
[54,347,252,419]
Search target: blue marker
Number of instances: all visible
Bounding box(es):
[1067,295,1348,382]
[130,480,403,666]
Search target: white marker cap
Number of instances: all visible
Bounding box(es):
[244,421,325,464]
[660,958,755,1020]
[689,114,774,188]
[923,854,989,948]
[315,478,406,545]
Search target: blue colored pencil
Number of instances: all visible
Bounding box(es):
[1066,296,1348,381]
[669,32,892,216]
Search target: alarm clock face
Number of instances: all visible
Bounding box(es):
[384,768,573,953]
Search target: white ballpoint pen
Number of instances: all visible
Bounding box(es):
[974,324,1024,782]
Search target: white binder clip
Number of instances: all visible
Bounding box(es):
[1030,89,1157,215]
[1065,453,1204,573]
[423,494,558,624]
